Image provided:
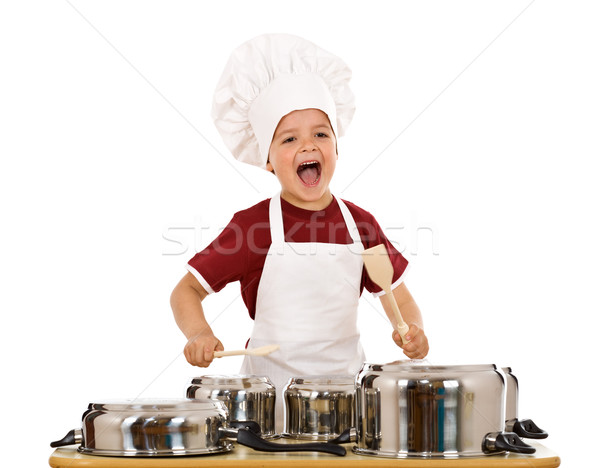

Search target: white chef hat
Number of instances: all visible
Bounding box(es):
[212,34,355,170]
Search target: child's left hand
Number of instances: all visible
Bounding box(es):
[392,324,429,359]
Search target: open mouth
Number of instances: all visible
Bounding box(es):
[296,160,321,186]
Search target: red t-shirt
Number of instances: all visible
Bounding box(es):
[187,197,408,319]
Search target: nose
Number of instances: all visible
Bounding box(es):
[300,136,317,152]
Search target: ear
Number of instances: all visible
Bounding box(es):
[266,160,274,173]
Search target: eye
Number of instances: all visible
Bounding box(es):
[282,136,296,143]
[315,132,329,138]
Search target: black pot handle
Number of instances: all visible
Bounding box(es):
[228,420,262,434]
[329,427,357,444]
[50,429,82,448]
[510,419,548,439]
[236,428,346,456]
[484,431,536,454]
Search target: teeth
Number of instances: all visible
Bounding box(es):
[300,161,318,167]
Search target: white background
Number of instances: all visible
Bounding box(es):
[1,1,598,466]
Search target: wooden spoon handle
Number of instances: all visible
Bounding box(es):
[214,344,279,358]
[213,349,247,358]
[385,289,409,345]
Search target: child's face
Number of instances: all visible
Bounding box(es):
[267,108,337,210]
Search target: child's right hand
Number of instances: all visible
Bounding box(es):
[183,331,224,367]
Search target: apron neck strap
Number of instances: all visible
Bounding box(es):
[337,197,362,244]
[269,192,285,245]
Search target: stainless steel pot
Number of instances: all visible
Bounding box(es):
[282,376,354,440]
[50,399,346,457]
[502,367,548,439]
[353,362,535,458]
[186,375,276,438]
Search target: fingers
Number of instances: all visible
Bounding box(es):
[203,345,215,365]
[183,341,209,367]
[183,333,221,367]
[391,325,429,359]
[392,330,403,346]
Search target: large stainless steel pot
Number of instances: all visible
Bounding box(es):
[282,376,354,440]
[502,367,548,439]
[50,399,346,457]
[186,375,276,438]
[353,362,535,458]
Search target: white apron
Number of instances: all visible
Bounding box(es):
[240,193,366,432]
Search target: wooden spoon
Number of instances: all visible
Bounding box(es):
[213,344,280,358]
[362,244,410,344]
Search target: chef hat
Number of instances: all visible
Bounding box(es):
[212,34,355,170]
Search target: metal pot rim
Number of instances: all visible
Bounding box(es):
[352,446,506,459]
[286,375,355,386]
[77,443,234,457]
[85,398,224,412]
[361,361,498,374]
[189,375,274,387]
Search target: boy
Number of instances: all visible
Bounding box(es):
[171,34,428,428]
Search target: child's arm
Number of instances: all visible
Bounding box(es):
[170,272,224,367]
[379,282,429,359]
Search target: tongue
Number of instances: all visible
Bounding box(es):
[298,166,319,185]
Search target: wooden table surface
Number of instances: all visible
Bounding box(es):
[49,442,560,468]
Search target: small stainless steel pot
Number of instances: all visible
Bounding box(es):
[186,375,276,438]
[502,367,548,439]
[50,399,346,457]
[353,362,535,458]
[282,376,354,440]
